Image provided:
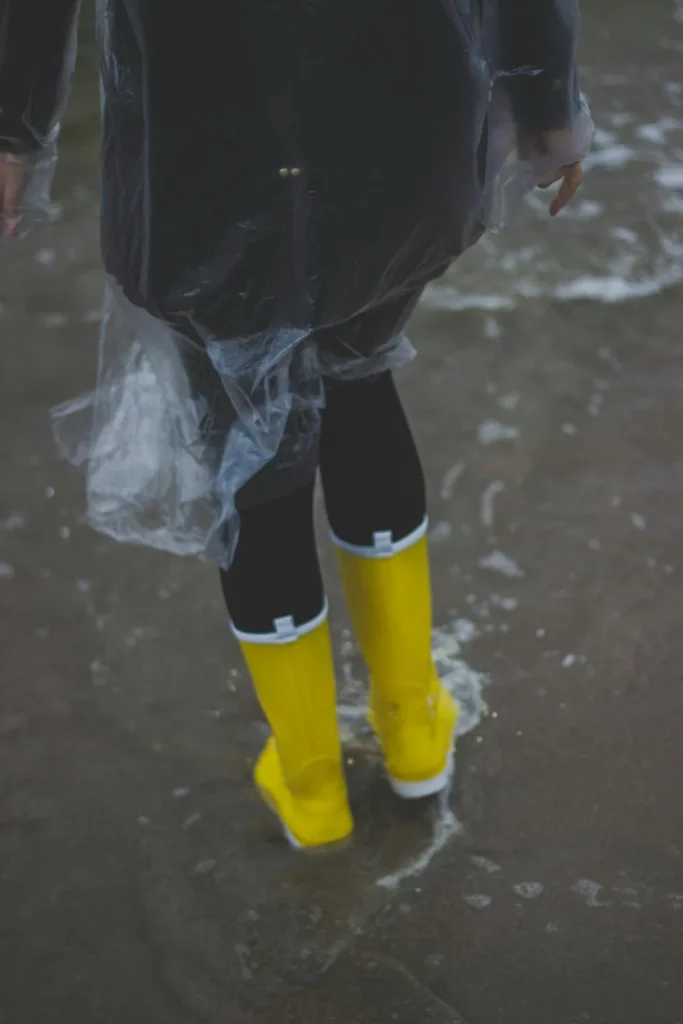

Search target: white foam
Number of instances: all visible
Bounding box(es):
[593,128,619,147]
[608,112,634,128]
[337,703,369,723]
[584,145,637,170]
[662,193,683,214]
[440,461,465,500]
[613,886,641,910]
[470,855,501,874]
[477,420,520,445]
[433,620,487,736]
[636,117,683,144]
[483,315,502,340]
[463,894,492,909]
[0,562,16,580]
[376,806,462,890]
[337,617,485,741]
[654,166,683,189]
[565,198,606,223]
[429,521,452,545]
[611,226,639,245]
[572,879,611,908]
[513,882,545,900]
[555,267,683,302]
[422,284,516,313]
[448,618,479,644]
[497,392,520,411]
[481,481,505,529]
[479,551,525,579]
[0,513,25,531]
[35,248,57,266]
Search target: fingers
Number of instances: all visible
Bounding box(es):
[0,157,27,238]
[549,162,583,217]
[538,167,565,190]
[538,158,582,190]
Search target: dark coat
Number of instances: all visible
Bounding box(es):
[2,0,580,340]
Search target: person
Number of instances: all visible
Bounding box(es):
[0,0,592,849]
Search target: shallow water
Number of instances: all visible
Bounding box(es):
[2,4,683,1024]
[429,0,683,311]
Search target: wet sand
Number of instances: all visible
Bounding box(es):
[2,3,683,1022]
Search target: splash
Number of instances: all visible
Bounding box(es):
[440,461,465,500]
[339,617,487,742]
[481,481,505,528]
[478,550,525,579]
[376,802,462,891]
[477,421,520,445]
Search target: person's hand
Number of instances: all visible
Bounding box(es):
[0,152,30,238]
[519,127,586,216]
[538,161,584,217]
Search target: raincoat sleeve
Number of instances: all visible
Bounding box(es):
[0,0,80,228]
[498,0,584,140]
[485,0,593,227]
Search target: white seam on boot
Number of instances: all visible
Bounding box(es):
[231,601,328,645]
[330,517,428,559]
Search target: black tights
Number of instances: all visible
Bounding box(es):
[219,371,426,634]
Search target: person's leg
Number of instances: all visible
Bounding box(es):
[219,480,352,848]
[220,478,324,635]
[319,371,426,547]
[320,372,458,797]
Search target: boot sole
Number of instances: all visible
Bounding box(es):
[258,785,353,851]
[387,748,455,800]
[281,820,353,853]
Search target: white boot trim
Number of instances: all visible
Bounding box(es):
[388,750,455,799]
[330,517,428,559]
[231,601,328,645]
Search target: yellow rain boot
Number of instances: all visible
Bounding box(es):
[335,525,458,798]
[237,612,354,849]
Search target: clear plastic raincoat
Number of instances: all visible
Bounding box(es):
[0,0,593,566]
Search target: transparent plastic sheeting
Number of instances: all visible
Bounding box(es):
[1,0,593,567]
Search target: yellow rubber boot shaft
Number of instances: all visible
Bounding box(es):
[337,536,458,794]
[239,621,353,848]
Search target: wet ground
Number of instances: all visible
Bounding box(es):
[2,3,683,1022]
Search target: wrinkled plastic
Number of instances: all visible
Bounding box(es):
[1,1,593,567]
